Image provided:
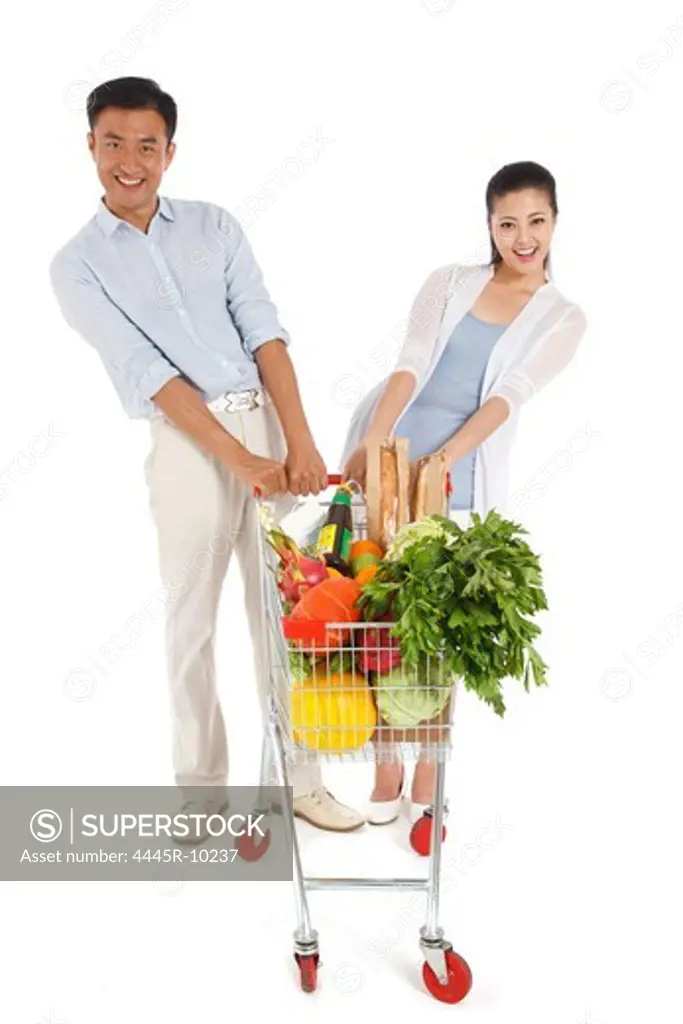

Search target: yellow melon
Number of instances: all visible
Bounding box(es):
[291,673,377,751]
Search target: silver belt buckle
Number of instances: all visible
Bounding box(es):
[237,388,259,412]
[217,388,261,413]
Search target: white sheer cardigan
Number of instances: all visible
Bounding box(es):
[339,262,587,517]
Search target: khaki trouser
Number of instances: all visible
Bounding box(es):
[143,397,323,798]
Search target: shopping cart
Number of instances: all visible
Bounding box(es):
[245,474,472,1004]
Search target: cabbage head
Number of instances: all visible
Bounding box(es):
[385,516,453,561]
[375,659,452,727]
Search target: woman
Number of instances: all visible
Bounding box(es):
[340,161,587,825]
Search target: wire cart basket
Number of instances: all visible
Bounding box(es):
[246,475,472,1003]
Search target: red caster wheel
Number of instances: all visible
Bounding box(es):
[294,952,319,993]
[410,810,447,856]
[422,949,472,1003]
[236,827,271,862]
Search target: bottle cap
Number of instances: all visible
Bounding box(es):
[331,486,352,508]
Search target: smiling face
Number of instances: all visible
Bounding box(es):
[87,106,175,219]
[488,188,556,277]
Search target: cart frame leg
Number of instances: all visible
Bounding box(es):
[267,705,319,958]
[251,730,273,811]
[419,756,451,985]
[252,499,319,959]
[253,730,285,815]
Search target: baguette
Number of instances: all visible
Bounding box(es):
[379,440,399,548]
[366,436,412,546]
[411,456,427,521]
[394,437,410,533]
[366,439,380,544]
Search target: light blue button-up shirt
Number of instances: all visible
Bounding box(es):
[49,196,290,419]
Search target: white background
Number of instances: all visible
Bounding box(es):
[1,0,682,1020]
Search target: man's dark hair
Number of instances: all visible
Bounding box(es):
[86,77,177,142]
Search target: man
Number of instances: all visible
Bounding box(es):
[50,76,363,834]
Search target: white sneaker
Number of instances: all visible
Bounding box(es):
[292,788,364,832]
[172,793,230,845]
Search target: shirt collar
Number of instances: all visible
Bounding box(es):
[95,195,174,237]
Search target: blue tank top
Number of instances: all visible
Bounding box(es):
[394,312,506,510]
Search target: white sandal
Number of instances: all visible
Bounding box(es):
[408,800,432,824]
[366,767,406,825]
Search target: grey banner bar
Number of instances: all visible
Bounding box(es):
[1,787,292,881]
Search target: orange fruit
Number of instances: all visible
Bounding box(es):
[350,539,384,562]
[355,564,379,586]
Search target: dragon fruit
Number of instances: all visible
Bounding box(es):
[260,511,328,607]
[278,556,328,604]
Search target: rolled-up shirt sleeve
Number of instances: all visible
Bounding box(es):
[219,208,291,357]
[487,304,587,413]
[49,252,181,407]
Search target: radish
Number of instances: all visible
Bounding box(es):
[357,626,402,675]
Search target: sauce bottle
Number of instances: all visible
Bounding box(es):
[315,485,353,575]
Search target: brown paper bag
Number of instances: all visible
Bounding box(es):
[410,450,449,521]
[366,437,410,549]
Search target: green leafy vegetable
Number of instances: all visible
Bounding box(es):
[288,647,357,683]
[359,511,549,717]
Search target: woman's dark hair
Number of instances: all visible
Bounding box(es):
[486,161,557,272]
[86,77,177,142]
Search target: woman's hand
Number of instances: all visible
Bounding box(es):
[342,444,368,490]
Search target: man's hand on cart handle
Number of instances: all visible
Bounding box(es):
[254,473,343,498]
[235,453,289,499]
[285,441,328,498]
